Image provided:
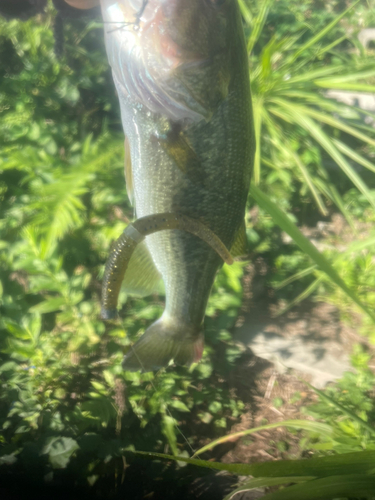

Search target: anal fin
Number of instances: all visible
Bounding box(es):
[122,240,162,297]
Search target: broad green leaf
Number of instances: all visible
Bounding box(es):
[91,381,106,392]
[41,437,79,469]
[29,297,67,313]
[2,319,30,340]
[169,400,190,413]
[250,185,375,322]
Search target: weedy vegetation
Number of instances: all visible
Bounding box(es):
[1,0,375,498]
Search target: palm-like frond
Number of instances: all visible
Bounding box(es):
[243,0,375,216]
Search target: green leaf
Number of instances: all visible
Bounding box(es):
[260,475,375,500]
[161,415,179,456]
[308,383,375,437]
[247,0,274,54]
[134,450,375,479]
[316,82,375,92]
[333,139,375,175]
[2,319,29,340]
[41,437,79,469]
[275,277,323,317]
[29,297,67,314]
[273,266,316,290]
[0,361,18,372]
[193,419,332,457]
[250,186,375,323]
[252,97,263,185]
[290,0,360,61]
[169,400,190,413]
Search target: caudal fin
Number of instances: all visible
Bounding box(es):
[122,317,204,372]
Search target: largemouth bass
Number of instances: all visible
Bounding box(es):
[100,0,255,370]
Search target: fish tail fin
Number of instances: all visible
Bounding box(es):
[122,316,204,372]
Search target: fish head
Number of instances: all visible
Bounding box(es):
[101,0,237,122]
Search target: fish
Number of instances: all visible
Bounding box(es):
[100,0,255,371]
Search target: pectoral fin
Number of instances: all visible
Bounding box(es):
[158,129,208,187]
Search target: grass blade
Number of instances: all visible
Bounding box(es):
[271,99,375,148]
[291,0,360,62]
[333,138,375,174]
[315,68,375,84]
[338,231,375,257]
[250,185,375,322]
[273,265,317,290]
[285,65,348,84]
[316,34,348,57]
[271,103,375,211]
[263,110,327,214]
[134,450,375,478]
[274,277,323,317]
[193,420,332,457]
[261,475,375,500]
[238,0,253,26]
[247,0,273,54]
[313,178,355,229]
[252,96,263,184]
[316,83,375,92]
[299,105,375,148]
[307,383,375,437]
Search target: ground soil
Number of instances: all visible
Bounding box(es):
[205,213,375,498]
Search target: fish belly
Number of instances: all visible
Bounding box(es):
[116,75,252,328]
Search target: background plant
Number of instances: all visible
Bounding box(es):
[1,0,375,498]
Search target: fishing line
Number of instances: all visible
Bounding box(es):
[104,0,149,34]
[119,316,201,458]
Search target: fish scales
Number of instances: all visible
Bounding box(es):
[101,0,255,370]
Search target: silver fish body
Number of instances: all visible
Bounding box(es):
[101,0,255,370]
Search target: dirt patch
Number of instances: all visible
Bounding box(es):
[221,366,317,466]
[217,213,375,477]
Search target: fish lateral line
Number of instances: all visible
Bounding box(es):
[100,212,233,320]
